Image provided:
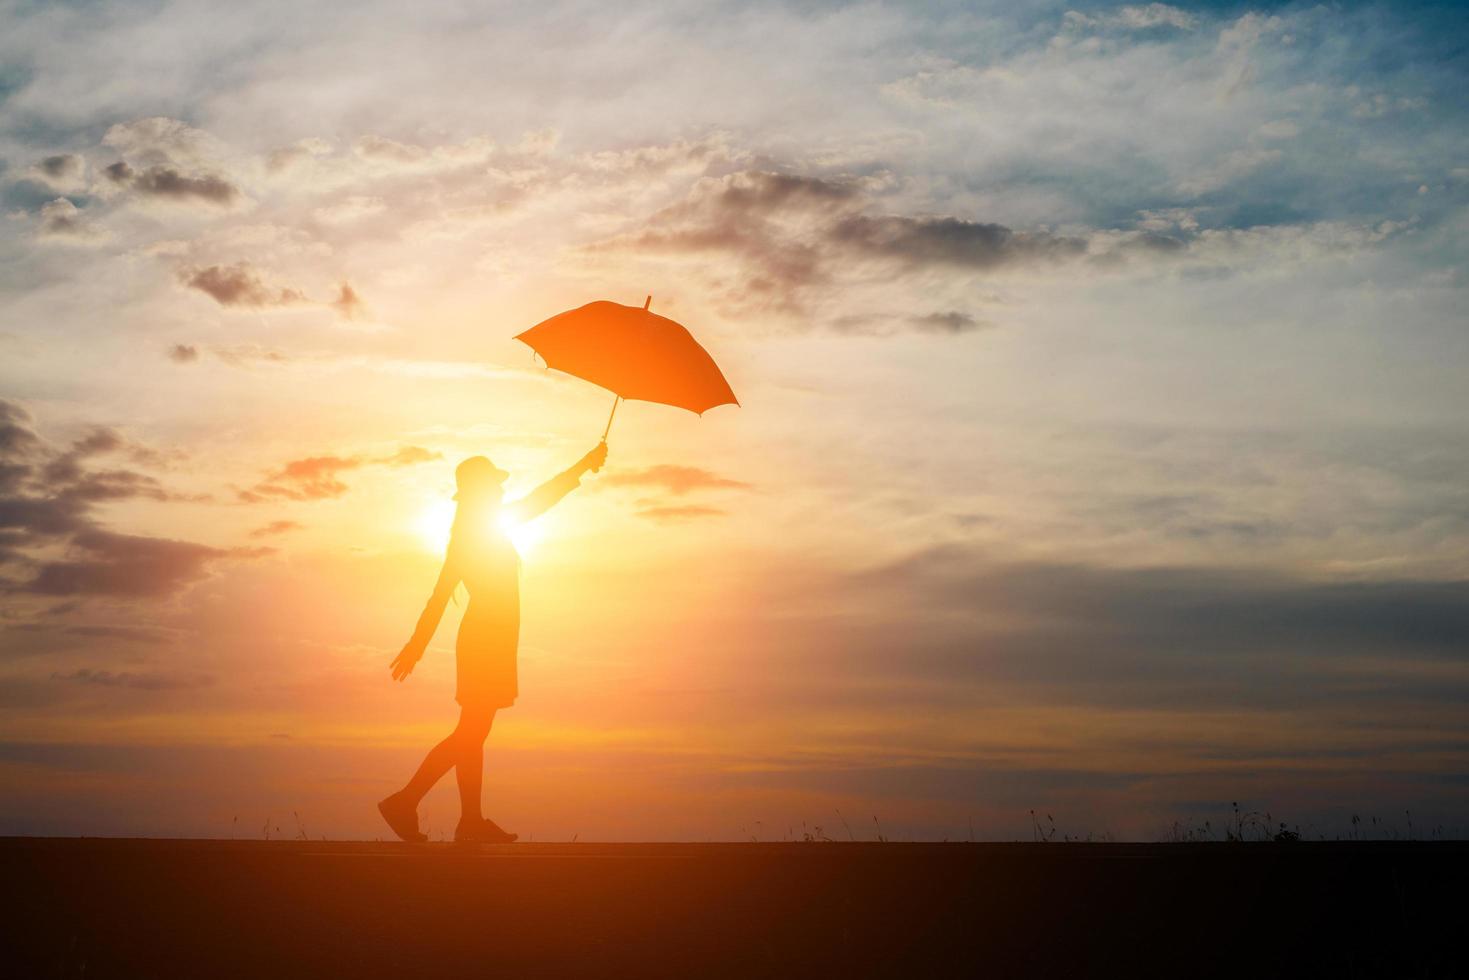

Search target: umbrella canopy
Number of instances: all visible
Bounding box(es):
[515,299,738,418]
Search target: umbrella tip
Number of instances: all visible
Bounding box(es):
[644,295,652,310]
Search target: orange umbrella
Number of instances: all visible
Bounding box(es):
[515,297,739,447]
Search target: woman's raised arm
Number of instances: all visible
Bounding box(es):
[505,443,608,523]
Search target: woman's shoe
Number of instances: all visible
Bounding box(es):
[455,816,518,843]
[377,793,428,842]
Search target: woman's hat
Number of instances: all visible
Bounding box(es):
[453,455,509,500]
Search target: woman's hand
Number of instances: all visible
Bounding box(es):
[390,643,423,682]
[580,441,609,474]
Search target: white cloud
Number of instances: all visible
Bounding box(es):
[102,117,230,171]
[1116,5,1196,31]
[1060,4,1196,34]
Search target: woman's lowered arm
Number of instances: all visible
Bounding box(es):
[505,443,608,523]
[390,549,462,681]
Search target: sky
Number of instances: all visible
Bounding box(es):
[2,0,1467,842]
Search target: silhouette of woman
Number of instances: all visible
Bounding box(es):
[378,442,608,842]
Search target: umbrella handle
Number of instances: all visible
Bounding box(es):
[593,395,620,469]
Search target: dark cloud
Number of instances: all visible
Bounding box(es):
[828,214,1086,269]
[37,154,83,181]
[686,171,860,212]
[601,465,751,496]
[0,402,227,602]
[796,545,1469,711]
[0,494,89,538]
[168,344,199,363]
[181,263,307,308]
[19,529,229,598]
[51,667,214,690]
[636,504,727,522]
[604,171,865,309]
[104,160,240,206]
[248,520,303,539]
[599,169,1085,317]
[240,447,441,503]
[599,169,1226,324]
[40,427,183,491]
[0,399,41,457]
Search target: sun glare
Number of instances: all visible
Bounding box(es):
[416,499,455,554]
[499,512,543,556]
[414,498,543,556]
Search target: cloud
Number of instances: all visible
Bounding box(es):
[1071,4,1197,32]
[179,265,368,319]
[597,165,1413,322]
[240,455,360,502]
[26,153,86,191]
[907,311,989,334]
[266,136,333,172]
[597,169,1093,314]
[180,263,307,308]
[103,161,241,207]
[599,465,751,496]
[36,198,106,243]
[351,133,496,173]
[1175,147,1283,196]
[598,464,747,522]
[636,504,727,522]
[1116,5,1196,30]
[212,345,289,367]
[810,545,1469,710]
[168,344,199,363]
[239,446,441,502]
[63,624,177,644]
[19,529,230,598]
[329,281,365,320]
[40,426,183,488]
[51,667,214,690]
[102,117,225,170]
[0,400,41,459]
[827,214,1086,269]
[599,171,864,307]
[248,520,303,539]
[376,446,440,467]
[0,402,226,602]
[1350,92,1428,120]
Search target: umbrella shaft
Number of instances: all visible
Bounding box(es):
[601,395,621,441]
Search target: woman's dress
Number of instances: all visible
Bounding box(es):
[406,468,583,710]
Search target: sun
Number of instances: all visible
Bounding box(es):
[415,499,455,554]
[414,499,543,556]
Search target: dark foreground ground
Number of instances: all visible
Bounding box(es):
[4,838,1464,979]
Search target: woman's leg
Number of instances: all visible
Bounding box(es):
[399,707,488,807]
[454,707,496,824]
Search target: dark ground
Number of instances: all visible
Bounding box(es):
[3,837,1464,978]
